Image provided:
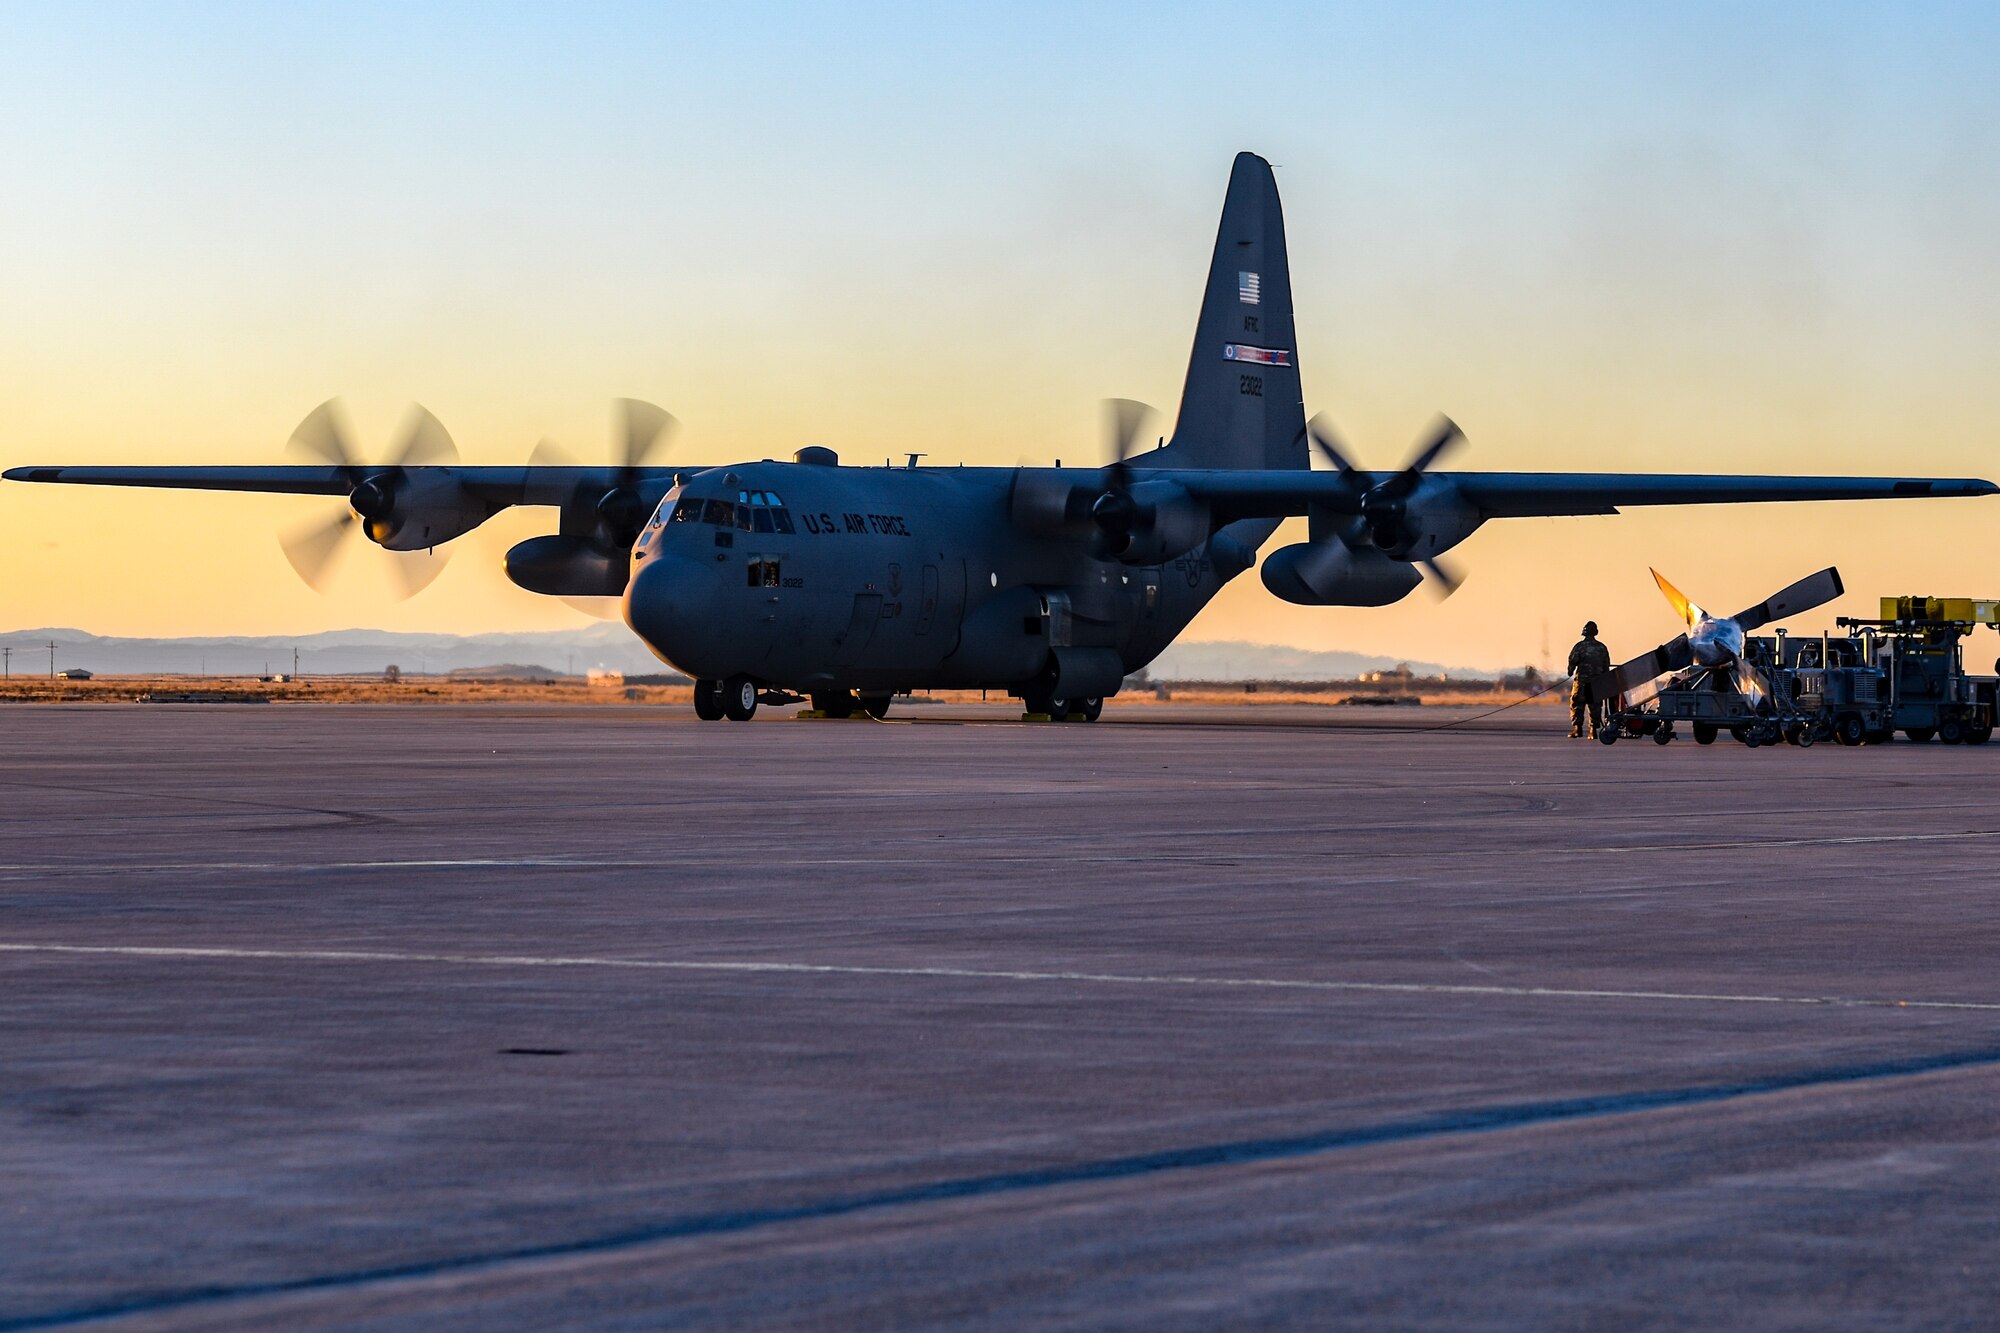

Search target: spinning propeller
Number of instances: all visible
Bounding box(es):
[523,398,678,618]
[278,399,459,598]
[1306,412,1467,596]
[1086,398,1156,559]
[528,398,677,545]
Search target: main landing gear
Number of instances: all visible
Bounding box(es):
[694,676,761,722]
[1020,689,1104,722]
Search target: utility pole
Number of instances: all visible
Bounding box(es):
[1,645,11,678]
[293,646,300,678]
[46,640,57,678]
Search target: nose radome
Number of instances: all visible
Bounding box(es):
[624,553,726,674]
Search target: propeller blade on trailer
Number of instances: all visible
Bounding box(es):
[1649,568,1704,629]
[1732,566,1844,634]
[1595,633,1694,702]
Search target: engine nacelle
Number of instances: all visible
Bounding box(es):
[1260,541,1423,606]
[504,534,628,597]
[1107,480,1211,565]
[356,470,490,551]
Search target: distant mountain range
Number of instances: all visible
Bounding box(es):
[0,626,1506,683]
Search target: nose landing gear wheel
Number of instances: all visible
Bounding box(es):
[722,675,759,721]
[692,679,725,721]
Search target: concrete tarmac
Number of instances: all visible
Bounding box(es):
[3,701,1999,1329]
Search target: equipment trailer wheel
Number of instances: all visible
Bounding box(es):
[693,679,725,721]
[1904,727,1935,743]
[1693,723,1717,745]
[1968,721,1994,745]
[1596,724,1619,745]
[1652,725,1674,745]
[1939,716,1966,745]
[722,675,759,721]
[1835,715,1866,747]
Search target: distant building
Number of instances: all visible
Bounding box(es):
[55,668,93,681]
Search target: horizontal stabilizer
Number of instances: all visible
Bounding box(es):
[1732,566,1843,634]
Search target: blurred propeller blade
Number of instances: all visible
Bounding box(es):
[1305,412,1366,488]
[279,510,358,591]
[1104,398,1152,468]
[385,548,450,600]
[529,436,580,469]
[1404,415,1464,475]
[1417,555,1463,599]
[390,403,458,468]
[615,399,676,471]
[286,399,359,473]
[562,595,623,621]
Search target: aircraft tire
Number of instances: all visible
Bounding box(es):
[1693,723,1718,745]
[1075,697,1103,722]
[861,695,891,719]
[693,679,725,722]
[1047,697,1071,721]
[722,675,759,722]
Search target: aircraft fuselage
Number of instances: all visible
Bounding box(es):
[622,460,1266,696]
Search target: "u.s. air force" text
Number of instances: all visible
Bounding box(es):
[800,511,911,536]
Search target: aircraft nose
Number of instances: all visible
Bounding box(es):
[623,553,727,674]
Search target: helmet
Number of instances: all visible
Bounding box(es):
[1582,621,1598,636]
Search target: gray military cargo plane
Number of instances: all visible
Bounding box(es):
[7,152,1995,722]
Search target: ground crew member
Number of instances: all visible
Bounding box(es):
[1567,621,1612,738]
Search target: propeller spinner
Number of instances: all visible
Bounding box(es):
[278,398,459,599]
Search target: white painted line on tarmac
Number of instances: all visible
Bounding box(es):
[2,826,1999,880]
[1,941,1996,1014]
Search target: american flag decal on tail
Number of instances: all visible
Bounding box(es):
[1237,271,1260,304]
[1223,343,1291,367]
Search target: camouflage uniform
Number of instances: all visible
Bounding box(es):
[1567,631,1612,738]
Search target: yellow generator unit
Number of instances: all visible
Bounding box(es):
[1880,596,2000,626]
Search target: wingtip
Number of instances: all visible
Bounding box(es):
[4,466,55,483]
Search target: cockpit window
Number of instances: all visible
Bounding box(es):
[670,497,703,523]
[701,498,735,526]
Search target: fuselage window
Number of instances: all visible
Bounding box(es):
[763,559,781,588]
[747,557,763,587]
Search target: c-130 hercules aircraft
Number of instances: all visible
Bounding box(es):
[8,153,1995,721]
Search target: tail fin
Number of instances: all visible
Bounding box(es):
[1157,152,1308,473]
[1650,568,1704,628]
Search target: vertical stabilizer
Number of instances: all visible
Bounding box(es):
[1158,153,1308,473]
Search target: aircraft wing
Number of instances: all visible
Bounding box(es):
[1167,470,1997,520]
[0,465,685,506]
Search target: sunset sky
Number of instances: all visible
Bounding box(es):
[4,2,1998,670]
